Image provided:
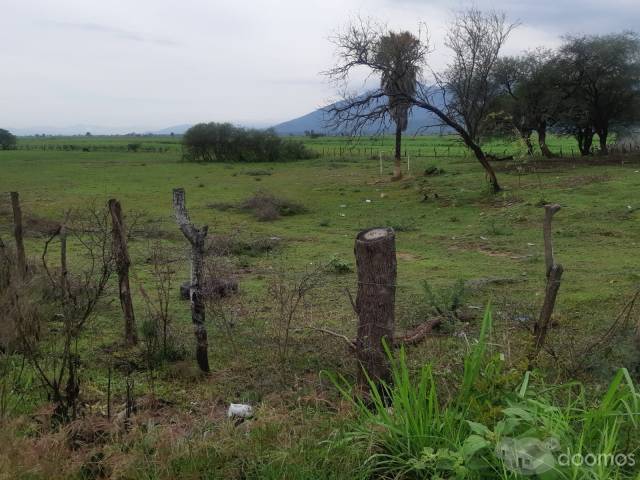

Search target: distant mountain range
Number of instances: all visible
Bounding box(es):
[9,92,450,137]
[8,124,192,137]
[271,91,450,136]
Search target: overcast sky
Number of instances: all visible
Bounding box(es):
[1,0,638,131]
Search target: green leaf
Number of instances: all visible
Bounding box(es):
[466,420,491,437]
[462,434,490,460]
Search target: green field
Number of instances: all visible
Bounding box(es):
[1,136,639,478]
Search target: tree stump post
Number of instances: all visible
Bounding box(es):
[354,227,397,388]
[10,192,27,277]
[172,188,210,373]
[108,199,137,346]
[532,204,563,359]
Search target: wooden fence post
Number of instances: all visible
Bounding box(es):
[354,227,397,388]
[108,199,137,346]
[532,204,563,361]
[10,192,27,277]
[173,188,210,372]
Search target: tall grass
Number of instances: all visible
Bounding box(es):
[327,306,640,479]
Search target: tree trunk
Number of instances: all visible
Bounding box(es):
[523,131,534,156]
[10,192,27,278]
[532,204,563,361]
[598,129,609,155]
[537,122,554,158]
[468,142,501,193]
[576,127,594,156]
[173,188,210,373]
[108,199,137,346]
[354,227,397,389]
[412,99,501,192]
[392,124,403,180]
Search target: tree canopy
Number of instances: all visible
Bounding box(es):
[0,129,17,150]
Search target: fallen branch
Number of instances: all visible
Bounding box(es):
[394,317,444,346]
[309,316,444,351]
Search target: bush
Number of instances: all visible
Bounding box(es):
[0,129,17,150]
[182,122,317,162]
[240,191,307,221]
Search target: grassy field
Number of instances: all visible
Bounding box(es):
[1,137,639,478]
[15,132,583,158]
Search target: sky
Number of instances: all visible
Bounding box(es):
[1,0,639,132]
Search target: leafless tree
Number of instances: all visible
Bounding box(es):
[18,206,114,422]
[325,19,429,180]
[326,10,517,192]
[267,263,324,364]
[139,241,177,359]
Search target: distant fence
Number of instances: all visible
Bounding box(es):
[14,144,180,153]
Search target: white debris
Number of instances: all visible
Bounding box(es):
[365,199,371,203]
[228,403,253,419]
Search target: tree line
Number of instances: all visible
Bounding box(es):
[325,10,640,190]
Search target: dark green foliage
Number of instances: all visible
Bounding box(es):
[182,122,317,162]
[0,129,17,150]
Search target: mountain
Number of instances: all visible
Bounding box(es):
[8,124,193,136]
[272,92,450,136]
[147,124,192,135]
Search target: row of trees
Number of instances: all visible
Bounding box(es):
[326,10,640,190]
[182,122,317,162]
[494,33,640,156]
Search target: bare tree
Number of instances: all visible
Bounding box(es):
[418,9,518,191]
[18,206,114,422]
[326,10,517,192]
[378,32,423,179]
[325,19,429,180]
[173,188,210,373]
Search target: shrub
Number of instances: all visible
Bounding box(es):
[240,191,307,221]
[182,123,317,162]
[0,129,17,150]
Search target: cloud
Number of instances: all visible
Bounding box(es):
[45,20,180,47]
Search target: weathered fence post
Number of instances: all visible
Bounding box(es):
[532,204,563,360]
[173,188,210,372]
[108,199,137,346]
[354,227,397,388]
[10,192,27,277]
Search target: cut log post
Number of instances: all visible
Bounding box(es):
[108,199,137,346]
[172,188,210,373]
[532,204,563,360]
[354,227,397,388]
[10,192,27,277]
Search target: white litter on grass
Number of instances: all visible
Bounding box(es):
[228,403,254,419]
[339,213,346,217]
[365,199,371,203]
[527,243,535,246]
[340,204,347,208]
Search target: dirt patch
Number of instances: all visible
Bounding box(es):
[556,173,611,188]
[397,251,421,261]
[496,153,640,173]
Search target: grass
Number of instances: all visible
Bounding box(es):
[1,134,640,478]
